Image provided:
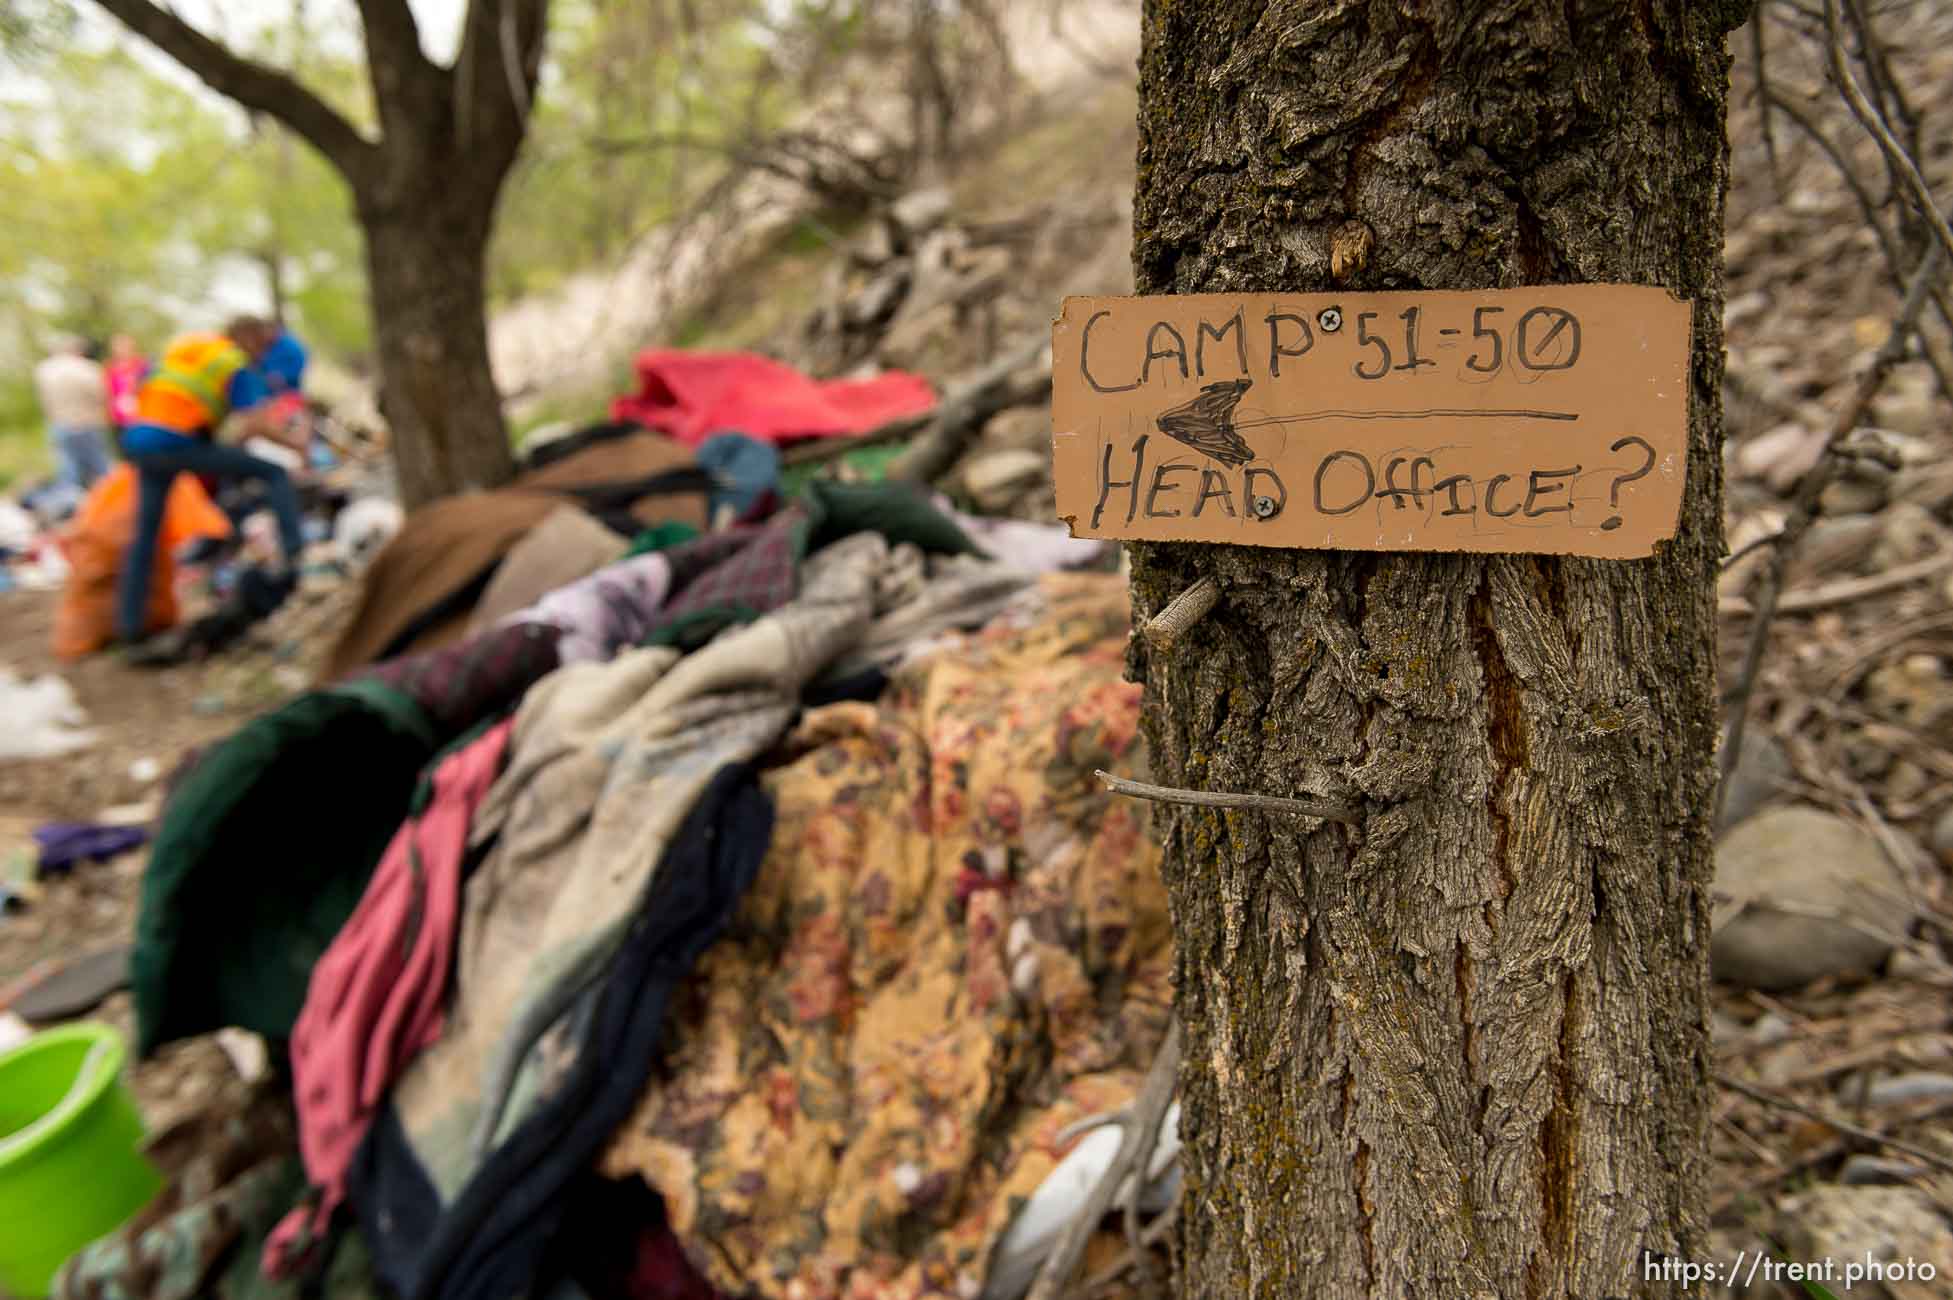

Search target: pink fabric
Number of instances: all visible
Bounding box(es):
[263,718,514,1278]
[106,357,147,428]
[609,350,936,446]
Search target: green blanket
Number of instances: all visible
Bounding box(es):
[132,681,435,1055]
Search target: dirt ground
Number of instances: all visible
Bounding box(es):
[0,577,355,1127]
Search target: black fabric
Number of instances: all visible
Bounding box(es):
[556,466,720,518]
[239,566,298,617]
[542,1176,710,1300]
[552,465,721,538]
[164,567,297,663]
[351,763,775,1300]
[520,419,648,472]
[801,665,888,708]
[133,682,436,1054]
[376,563,499,664]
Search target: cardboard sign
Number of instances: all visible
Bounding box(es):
[1051,285,1692,558]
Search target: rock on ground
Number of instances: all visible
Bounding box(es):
[1774,1185,1953,1300]
[1716,731,1791,834]
[1712,807,1910,991]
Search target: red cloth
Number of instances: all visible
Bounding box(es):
[264,719,514,1278]
[624,1227,722,1300]
[608,350,936,446]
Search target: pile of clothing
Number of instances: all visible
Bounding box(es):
[321,421,1103,683]
[71,460,1159,1300]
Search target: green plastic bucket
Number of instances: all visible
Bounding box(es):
[0,1022,163,1298]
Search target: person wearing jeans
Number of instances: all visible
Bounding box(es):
[33,335,115,499]
[115,317,303,654]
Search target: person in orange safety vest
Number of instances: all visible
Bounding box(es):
[114,316,304,660]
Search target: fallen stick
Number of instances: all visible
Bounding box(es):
[1025,1019,1182,1300]
[1075,1189,1182,1299]
[1711,1095,1953,1217]
[1715,1072,1953,1178]
[1718,552,1953,616]
[887,335,1053,484]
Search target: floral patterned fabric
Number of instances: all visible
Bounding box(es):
[599,572,1171,1300]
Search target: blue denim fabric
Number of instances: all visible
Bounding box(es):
[115,439,305,643]
[49,424,112,491]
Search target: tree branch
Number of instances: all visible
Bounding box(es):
[354,0,446,134]
[454,0,549,165]
[1824,0,1953,265]
[355,0,425,63]
[1759,84,1953,403]
[91,0,375,185]
[1717,239,1943,819]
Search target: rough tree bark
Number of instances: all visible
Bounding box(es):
[91,0,547,507]
[1127,3,1749,1296]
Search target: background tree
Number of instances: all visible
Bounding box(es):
[0,0,73,55]
[91,0,552,507]
[1123,3,1749,1295]
[0,46,209,345]
[489,0,783,303]
[173,5,374,364]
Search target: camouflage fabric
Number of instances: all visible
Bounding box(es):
[52,1078,379,1300]
[599,572,1173,1299]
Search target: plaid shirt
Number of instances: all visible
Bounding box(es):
[641,508,807,648]
[359,620,564,737]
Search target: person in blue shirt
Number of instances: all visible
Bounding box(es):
[257,326,318,456]
[115,317,305,659]
[259,328,308,396]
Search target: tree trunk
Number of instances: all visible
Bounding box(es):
[361,188,515,508]
[1129,3,1748,1296]
[259,249,287,325]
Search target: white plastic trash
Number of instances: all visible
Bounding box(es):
[0,669,98,760]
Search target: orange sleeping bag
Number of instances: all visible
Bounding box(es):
[52,464,233,660]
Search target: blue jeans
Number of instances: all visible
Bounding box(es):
[115,439,305,643]
[50,425,112,491]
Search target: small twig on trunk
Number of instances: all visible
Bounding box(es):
[1716,1073,1953,1178]
[1094,771,1360,825]
[1142,577,1222,648]
[1716,240,1943,821]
